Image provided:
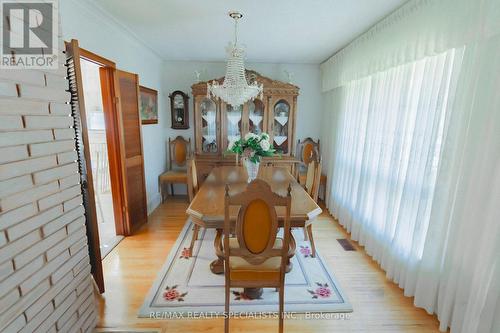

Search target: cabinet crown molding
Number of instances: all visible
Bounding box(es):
[191,69,299,96]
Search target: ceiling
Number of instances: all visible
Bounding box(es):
[93,0,407,64]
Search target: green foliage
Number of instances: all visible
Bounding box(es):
[225,132,276,163]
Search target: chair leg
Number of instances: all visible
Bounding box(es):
[279,286,284,333]
[170,184,174,196]
[225,283,230,333]
[303,227,308,241]
[306,224,316,257]
[189,224,199,254]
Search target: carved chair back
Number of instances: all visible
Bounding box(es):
[296,137,320,165]
[169,136,191,170]
[223,179,292,267]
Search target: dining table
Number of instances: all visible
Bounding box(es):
[186,165,322,276]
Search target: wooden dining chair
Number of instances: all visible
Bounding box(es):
[296,137,320,181]
[223,179,292,333]
[187,158,200,254]
[297,137,320,163]
[303,158,322,257]
[159,136,191,202]
[296,138,328,200]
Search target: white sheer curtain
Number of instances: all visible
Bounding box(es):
[320,0,500,332]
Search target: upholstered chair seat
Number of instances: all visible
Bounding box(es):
[228,255,282,282]
[228,237,284,281]
[159,170,188,183]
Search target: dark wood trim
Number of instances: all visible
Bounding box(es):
[141,119,158,125]
[139,85,157,95]
[79,47,116,68]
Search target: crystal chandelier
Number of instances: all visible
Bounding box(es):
[207,12,263,108]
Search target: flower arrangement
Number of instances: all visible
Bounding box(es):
[227,132,276,164]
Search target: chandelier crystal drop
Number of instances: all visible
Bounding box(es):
[207,11,263,108]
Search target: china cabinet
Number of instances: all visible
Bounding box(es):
[192,70,300,181]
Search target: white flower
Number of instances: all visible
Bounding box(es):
[260,139,271,151]
[244,132,259,141]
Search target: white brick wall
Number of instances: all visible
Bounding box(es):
[0,8,97,331]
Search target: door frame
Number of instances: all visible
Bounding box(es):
[79,47,127,236]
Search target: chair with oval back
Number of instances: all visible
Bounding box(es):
[302,157,322,257]
[296,137,327,199]
[296,137,319,172]
[223,179,292,333]
[159,136,191,202]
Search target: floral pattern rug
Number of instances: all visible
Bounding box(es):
[138,219,352,317]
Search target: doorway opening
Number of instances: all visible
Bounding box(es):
[80,57,123,258]
[67,40,149,293]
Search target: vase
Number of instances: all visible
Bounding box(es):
[243,158,260,183]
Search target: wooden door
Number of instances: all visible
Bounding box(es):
[65,39,105,293]
[114,70,148,234]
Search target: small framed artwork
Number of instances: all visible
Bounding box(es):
[169,90,189,129]
[139,86,158,125]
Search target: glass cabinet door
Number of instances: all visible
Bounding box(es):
[273,100,290,154]
[200,98,218,153]
[248,99,264,135]
[225,104,243,145]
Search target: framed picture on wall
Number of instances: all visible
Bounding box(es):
[139,85,158,125]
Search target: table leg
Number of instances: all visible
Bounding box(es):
[210,228,225,274]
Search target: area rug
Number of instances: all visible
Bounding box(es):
[139,219,352,317]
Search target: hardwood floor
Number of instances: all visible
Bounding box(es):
[96,196,441,332]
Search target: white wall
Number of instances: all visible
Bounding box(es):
[60,0,323,210]
[60,0,166,213]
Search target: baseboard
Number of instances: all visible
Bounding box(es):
[147,192,162,216]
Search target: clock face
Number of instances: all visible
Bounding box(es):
[174,94,184,108]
